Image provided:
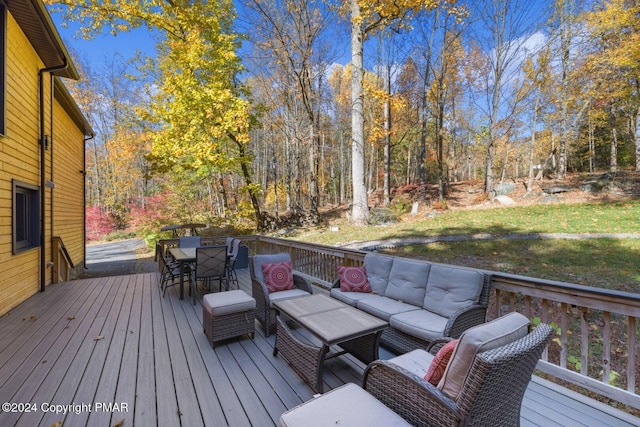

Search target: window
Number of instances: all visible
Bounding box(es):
[13,180,40,253]
[0,0,5,135]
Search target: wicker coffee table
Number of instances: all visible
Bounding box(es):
[273,294,388,393]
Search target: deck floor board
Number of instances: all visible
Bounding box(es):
[0,271,637,427]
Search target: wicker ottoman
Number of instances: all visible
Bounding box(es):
[203,290,256,347]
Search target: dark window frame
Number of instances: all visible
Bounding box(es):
[0,0,5,136]
[12,180,40,254]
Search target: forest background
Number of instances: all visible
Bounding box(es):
[45,0,640,241]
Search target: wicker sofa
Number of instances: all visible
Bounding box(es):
[331,253,491,353]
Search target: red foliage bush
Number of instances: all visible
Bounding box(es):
[86,206,116,241]
[128,193,174,232]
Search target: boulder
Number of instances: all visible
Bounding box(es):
[543,186,571,194]
[493,182,516,196]
[494,195,515,206]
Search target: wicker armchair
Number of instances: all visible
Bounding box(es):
[363,318,554,427]
[249,254,313,337]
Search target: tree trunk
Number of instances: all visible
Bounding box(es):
[527,92,540,192]
[228,133,263,229]
[610,127,618,172]
[589,113,595,173]
[383,64,391,206]
[635,106,640,171]
[350,0,368,225]
[485,140,495,196]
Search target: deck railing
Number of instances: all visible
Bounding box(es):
[156,234,640,411]
[52,236,74,283]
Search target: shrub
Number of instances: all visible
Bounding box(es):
[86,206,116,241]
[388,193,414,215]
[368,207,399,225]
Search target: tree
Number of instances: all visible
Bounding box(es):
[583,0,640,171]
[346,0,445,225]
[47,0,265,228]
[65,51,153,226]
[520,47,554,191]
[468,0,549,194]
[242,0,337,224]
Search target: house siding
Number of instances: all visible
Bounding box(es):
[0,9,89,316]
[0,12,42,315]
[51,96,85,275]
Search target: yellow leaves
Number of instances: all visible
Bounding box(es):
[349,0,442,34]
[584,0,640,72]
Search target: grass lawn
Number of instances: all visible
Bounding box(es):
[291,200,640,293]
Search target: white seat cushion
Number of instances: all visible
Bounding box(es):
[279,383,411,427]
[389,309,449,343]
[203,290,255,316]
[329,288,374,306]
[268,289,311,306]
[356,295,420,322]
[386,349,435,379]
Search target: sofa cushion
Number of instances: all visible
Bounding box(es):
[389,309,449,343]
[356,295,420,322]
[438,312,530,400]
[338,266,372,293]
[384,258,431,306]
[386,349,434,378]
[268,288,310,306]
[363,253,394,295]
[262,261,295,293]
[423,265,484,317]
[253,253,292,285]
[330,288,374,307]
[424,339,458,386]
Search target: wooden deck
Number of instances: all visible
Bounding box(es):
[0,271,638,427]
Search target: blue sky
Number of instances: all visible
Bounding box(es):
[50,13,158,71]
[49,4,351,73]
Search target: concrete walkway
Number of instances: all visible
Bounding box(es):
[80,238,157,278]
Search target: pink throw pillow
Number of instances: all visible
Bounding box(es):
[262,261,295,293]
[338,266,372,293]
[424,339,458,386]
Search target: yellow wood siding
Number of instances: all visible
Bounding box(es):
[52,99,85,269]
[0,11,87,316]
[0,13,42,316]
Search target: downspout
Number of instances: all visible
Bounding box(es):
[49,73,54,283]
[39,58,68,293]
[83,135,93,272]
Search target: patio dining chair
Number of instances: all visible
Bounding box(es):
[159,251,188,296]
[191,246,229,304]
[226,238,241,289]
[179,235,201,248]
